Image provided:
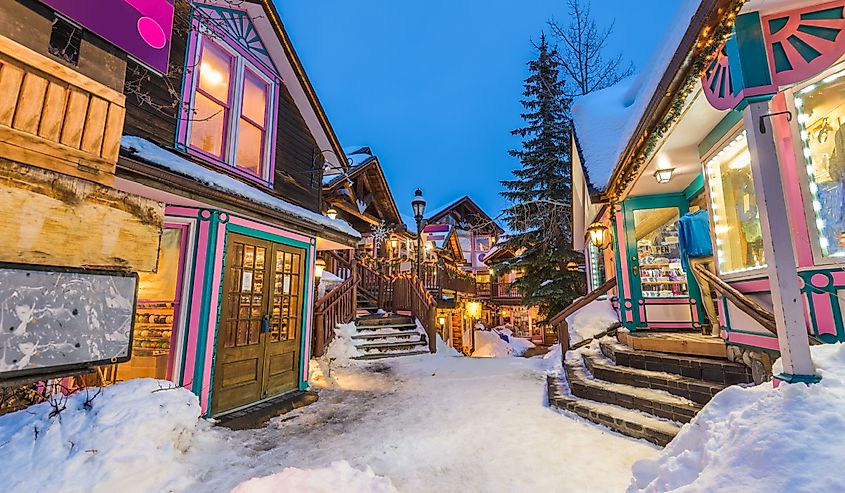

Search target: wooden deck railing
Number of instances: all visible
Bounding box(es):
[324,250,355,280]
[421,263,476,297]
[692,264,822,345]
[392,273,437,352]
[548,277,618,356]
[313,269,358,357]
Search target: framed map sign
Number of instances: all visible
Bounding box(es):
[40,0,175,74]
[0,264,138,383]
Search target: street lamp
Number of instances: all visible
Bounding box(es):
[411,188,426,278]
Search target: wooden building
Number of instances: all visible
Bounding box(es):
[109,0,359,416]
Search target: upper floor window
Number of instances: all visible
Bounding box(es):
[179,6,281,185]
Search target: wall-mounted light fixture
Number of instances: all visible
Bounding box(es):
[586,222,612,250]
[326,207,338,220]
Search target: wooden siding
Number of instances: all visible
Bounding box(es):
[0,34,126,187]
[0,161,163,271]
[121,6,323,213]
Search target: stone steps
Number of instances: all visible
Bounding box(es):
[547,375,680,447]
[599,340,753,385]
[582,352,726,405]
[565,360,701,423]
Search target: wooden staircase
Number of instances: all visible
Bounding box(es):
[547,332,752,446]
[350,313,430,360]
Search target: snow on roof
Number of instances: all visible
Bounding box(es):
[121,136,360,238]
[570,0,701,192]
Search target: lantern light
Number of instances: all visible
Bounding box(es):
[326,207,338,220]
[653,167,675,184]
[586,222,612,250]
[566,261,578,272]
[438,316,446,326]
[315,258,326,281]
[389,238,399,250]
[465,302,482,319]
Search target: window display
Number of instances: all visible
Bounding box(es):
[633,208,688,298]
[704,132,766,274]
[795,69,845,257]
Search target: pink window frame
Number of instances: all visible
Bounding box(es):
[190,41,234,163]
[178,15,281,187]
[236,68,269,175]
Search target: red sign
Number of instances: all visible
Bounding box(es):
[41,0,174,74]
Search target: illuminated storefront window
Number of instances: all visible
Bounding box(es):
[634,208,688,298]
[705,132,766,274]
[795,69,845,257]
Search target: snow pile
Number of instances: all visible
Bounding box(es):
[506,335,536,356]
[230,461,397,493]
[435,333,461,357]
[571,0,701,191]
[325,322,363,366]
[0,379,205,492]
[472,330,514,357]
[628,343,845,493]
[566,299,619,345]
[121,136,360,238]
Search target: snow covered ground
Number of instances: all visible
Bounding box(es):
[0,343,658,492]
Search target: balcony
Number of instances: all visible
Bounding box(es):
[421,263,476,298]
[0,34,126,187]
[477,282,524,305]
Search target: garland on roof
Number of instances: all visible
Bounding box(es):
[609,0,747,203]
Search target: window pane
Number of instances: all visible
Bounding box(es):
[795,71,845,257]
[634,208,688,298]
[242,72,267,126]
[236,118,263,175]
[198,41,231,103]
[705,132,766,273]
[190,92,225,158]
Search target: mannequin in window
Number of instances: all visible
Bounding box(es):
[678,207,719,336]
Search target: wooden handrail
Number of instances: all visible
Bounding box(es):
[313,267,358,357]
[692,264,822,345]
[548,277,617,354]
[391,273,438,353]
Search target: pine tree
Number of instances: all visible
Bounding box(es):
[499,33,585,318]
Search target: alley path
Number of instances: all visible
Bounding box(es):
[186,351,658,492]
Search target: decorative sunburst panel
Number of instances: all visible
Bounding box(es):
[702,42,743,111]
[194,4,279,78]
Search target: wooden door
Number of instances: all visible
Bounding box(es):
[262,244,305,397]
[214,234,272,414]
[213,234,306,415]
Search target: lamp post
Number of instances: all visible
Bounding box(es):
[411,188,426,279]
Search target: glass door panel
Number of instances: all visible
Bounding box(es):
[633,207,688,298]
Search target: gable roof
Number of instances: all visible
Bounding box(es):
[322,150,403,226]
[570,0,727,197]
[425,196,505,235]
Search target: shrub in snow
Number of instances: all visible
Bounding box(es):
[566,299,619,345]
[0,378,204,492]
[628,343,845,493]
[230,460,397,493]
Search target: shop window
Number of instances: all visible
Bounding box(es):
[184,32,276,183]
[704,132,766,273]
[588,242,606,291]
[795,70,845,257]
[634,208,688,298]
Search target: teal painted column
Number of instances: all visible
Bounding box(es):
[192,210,222,398]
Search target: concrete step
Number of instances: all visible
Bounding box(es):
[582,352,726,405]
[565,360,701,423]
[600,340,752,386]
[355,339,427,351]
[351,349,430,360]
[546,375,680,447]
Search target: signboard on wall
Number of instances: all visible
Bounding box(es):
[40,0,175,74]
[0,264,138,383]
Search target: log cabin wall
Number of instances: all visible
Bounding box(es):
[121,0,324,213]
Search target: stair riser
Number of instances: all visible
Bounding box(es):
[357,318,416,327]
[601,342,752,386]
[358,342,427,352]
[565,364,699,423]
[546,377,675,447]
[351,350,430,360]
[584,355,722,406]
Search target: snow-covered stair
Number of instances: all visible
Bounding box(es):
[547,333,755,446]
[351,314,429,360]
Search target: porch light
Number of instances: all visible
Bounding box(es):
[586,222,612,250]
[326,207,338,220]
[653,167,675,184]
[566,261,578,272]
[315,258,326,281]
[390,238,399,250]
[438,316,446,326]
[465,302,482,319]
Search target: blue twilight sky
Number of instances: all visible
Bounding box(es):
[275,0,680,225]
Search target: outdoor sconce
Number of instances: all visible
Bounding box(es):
[587,222,612,250]
[465,302,482,319]
[315,258,326,281]
[566,261,579,272]
[390,239,399,250]
[438,316,446,326]
[653,167,675,184]
[326,207,338,220]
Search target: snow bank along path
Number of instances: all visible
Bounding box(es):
[1,348,659,492]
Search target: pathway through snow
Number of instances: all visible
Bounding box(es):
[187,351,658,492]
